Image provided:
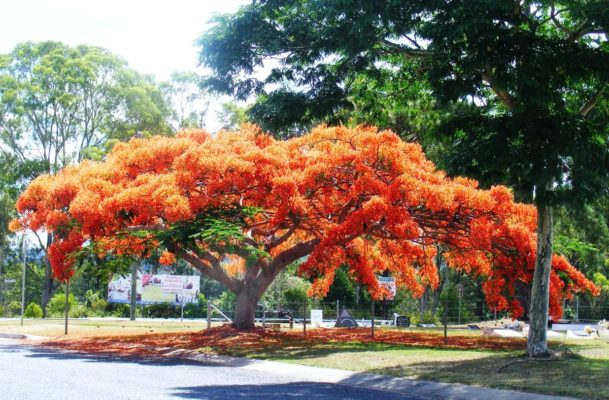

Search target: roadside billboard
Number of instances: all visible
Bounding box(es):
[108,274,200,305]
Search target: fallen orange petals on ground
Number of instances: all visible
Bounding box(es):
[40,326,525,359]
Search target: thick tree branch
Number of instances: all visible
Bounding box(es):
[378,39,432,58]
[481,70,516,110]
[267,238,321,276]
[175,246,243,294]
[265,224,298,251]
[580,84,607,117]
[123,224,166,232]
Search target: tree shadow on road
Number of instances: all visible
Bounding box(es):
[20,343,256,369]
[170,382,415,399]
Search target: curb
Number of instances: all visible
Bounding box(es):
[0,333,27,340]
[181,353,576,400]
[123,346,575,400]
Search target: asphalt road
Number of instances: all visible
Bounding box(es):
[0,339,421,400]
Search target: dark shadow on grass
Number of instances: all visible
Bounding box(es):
[228,339,519,363]
[170,382,417,399]
[361,352,609,399]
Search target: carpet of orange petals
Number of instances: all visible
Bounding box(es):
[40,326,525,359]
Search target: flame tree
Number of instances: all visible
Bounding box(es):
[11,125,597,328]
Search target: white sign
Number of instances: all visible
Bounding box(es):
[108,273,200,305]
[311,309,323,328]
[377,276,396,300]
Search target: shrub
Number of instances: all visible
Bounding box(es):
[0,305,4,317]
[282,287,310,307]
[24,303,43,318]
[47,292,76,317]
[7,301,22,317]
[104,302,130,317]
[214,291,236,316]
[142,303,180,318]
[89,299,108,316]
[183,294,207,318]
[69,304,89,318]
[420,310,440,325]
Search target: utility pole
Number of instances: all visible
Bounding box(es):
[20,234,27,327]
[371,301,375,338]
[0,249,4,316]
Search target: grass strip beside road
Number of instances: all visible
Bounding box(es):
[0,318,207,337]
[31,325,609,400]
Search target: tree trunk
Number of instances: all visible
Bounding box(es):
[41,262,56,318]
[527,201,553,358]
[232,267,279,329]
[233,288,260,329]
[419,287,429,319]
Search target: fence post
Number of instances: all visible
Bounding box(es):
[129,262,137,321]
[336,300,339,321]
[443,296,448,344]
[303,302,307,334]
[371,301,375,338]
[180,298,184,321]
[206,300,212,329]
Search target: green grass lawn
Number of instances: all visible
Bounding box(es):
[0,318,209,337]
[219,334,609,400]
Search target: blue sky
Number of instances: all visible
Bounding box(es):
[0,0,248,80]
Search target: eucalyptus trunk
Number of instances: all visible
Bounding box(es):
[41,262,55,318]
[527,201,553,358]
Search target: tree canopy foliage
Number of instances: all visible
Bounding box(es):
[199,1,609,202]
[12,125,597,328]
[198,0,609,355]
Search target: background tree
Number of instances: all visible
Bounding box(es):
[0,41,173,313]
[197,0,609,357]
[161,71,211,130]
[217,101,248,131]
[12,126,597,329]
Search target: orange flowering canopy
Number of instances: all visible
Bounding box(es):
[12,125,598,319]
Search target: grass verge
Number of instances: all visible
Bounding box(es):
[32,325,609,399]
